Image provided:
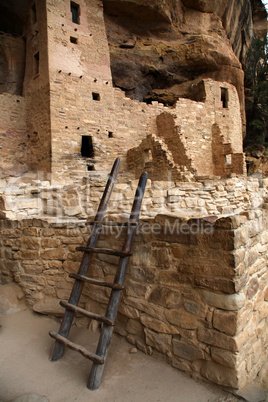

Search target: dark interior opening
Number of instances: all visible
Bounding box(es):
[71,1,80,24]
[31,3,37,24]
[34,52,39,75]
[87,165,95,171]
[70,36,78,44]
[221,87,228,108]
[81,135,94,157]
[108,131,113,138]
[92,92,100,101]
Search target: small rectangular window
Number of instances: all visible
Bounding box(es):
[221,87,228,108]
[70,36,78,44]
[34,52,39,76]
[71,1,80,24]
[92,92,100,101]
[31,3,37,24]
[81,136,94,157]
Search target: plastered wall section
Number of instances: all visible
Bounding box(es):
[1,211,267,390]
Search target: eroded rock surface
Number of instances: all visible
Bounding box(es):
[103,0,267,131]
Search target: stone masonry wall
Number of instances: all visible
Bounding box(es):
[42,0,246,183]
[0,94,28,178]
[0,175,266,221]
[1,211,268,390]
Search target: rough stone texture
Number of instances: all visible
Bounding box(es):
[201,360,241,389]
[0,283,25,315]
[0,175,266,221]
[103,0,254,124]
[1,209,268,391]
[0,0,268,395]
[1,0,266,183]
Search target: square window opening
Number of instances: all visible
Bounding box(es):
[92,92,100,101]
[87,165,95,171]
[34,52,39,76]
[70,36,78,44]
[81,135,94,158]
[108,131,113,138]
[71,1,80,24]
[221,87,229,108]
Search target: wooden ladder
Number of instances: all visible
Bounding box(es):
[49,158,148,390]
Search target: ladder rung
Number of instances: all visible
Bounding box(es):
[49,331,104,364]
[76,246,132,257]
[86,221,137,227]
[69,273,124,290]
[60,301,114,326]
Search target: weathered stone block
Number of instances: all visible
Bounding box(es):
[14,250,40,260]
[200,360,240,388]
[183,300,207,318]
[21,237,40,250]
[41,248,66,260]
[234,227,249,248]
[202,290,246,310]
[171,357,192,373]
[126,318,144,336]
[125,279,150,299]
[165,308,198,329]
[41,238,61,248]
[211,347,237,368]
[148,286,181,308]
[118,303,140,319]
[145,327,172,355]
[197,327,238,352]
[33,298,65,316]
[140,315,180,334]
[246,277,259,299]
[213,309,237,336]
[172,339,205,361]
[159,271,192,286]
[195,275,235,294]
[22,227,40,237]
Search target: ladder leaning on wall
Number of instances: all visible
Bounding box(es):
[49,157,148,390]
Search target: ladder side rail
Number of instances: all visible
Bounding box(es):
[51,158,121,362]
[88,171,148,390]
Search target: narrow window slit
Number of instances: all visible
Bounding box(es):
[221,87,228,109]
[71,1,80,24]
[31,3,37,24]
[34,52,39,76]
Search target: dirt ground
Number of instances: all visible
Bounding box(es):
[0,298,241,402]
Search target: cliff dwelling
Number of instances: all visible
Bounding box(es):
[1,0,268,397]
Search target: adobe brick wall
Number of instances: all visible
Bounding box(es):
[1,211,268,390]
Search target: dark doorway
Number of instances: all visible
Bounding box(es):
[81,135,94,157]
[221,87,228,108]
[70,1,80,24]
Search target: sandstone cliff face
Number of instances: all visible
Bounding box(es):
[102,0,266,128]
